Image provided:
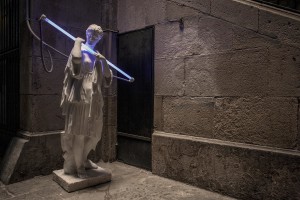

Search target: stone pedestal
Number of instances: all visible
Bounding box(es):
[53,168,111,192]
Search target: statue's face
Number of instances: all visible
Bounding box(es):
[86,29,103,46]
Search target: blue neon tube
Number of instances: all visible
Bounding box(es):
[40,15,134,82]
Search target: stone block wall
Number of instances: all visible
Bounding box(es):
[118,0,300,199]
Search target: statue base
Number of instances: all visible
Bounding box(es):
[53,168,111,192]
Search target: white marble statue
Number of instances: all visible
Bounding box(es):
[60,24,112,178]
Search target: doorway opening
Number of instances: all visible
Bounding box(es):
[117,27,154,170]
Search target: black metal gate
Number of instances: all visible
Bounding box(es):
[0,0,20,142]
[117,27,154,170]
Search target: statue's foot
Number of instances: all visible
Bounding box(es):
[64,168,76,175]
[77,168,88,179]
[63,161,76,175]
[84,159,98,169]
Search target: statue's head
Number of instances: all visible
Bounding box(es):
[86,24,103,46]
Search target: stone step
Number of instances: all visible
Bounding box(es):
[152,131,300,200]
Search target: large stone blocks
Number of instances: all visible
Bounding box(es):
[20,94,64,132]
[97,125,117,162]
[155,58,185,96]
[103,96,117,126]
[20,56,66,95]
[30,0,69,27]
[259,9,300,48]
[163,97,214,138]
[160,96,298,149]
[154,95,163,131]
[198,16,234,54]
[268,45,300,96]
[211,0,259,31]
[185,48,269,96]
[184,45,300,97]
[232,25,277,50]
[169,0,211,14]
[298,99,300,150]
[99,1,118,30]
[152,132,300,200]
[214,97,298,149]
[155,17,202,59]
[166,1,201,21]
[155,15,236,59]
[118,0,165,33]
[33,57,65,94]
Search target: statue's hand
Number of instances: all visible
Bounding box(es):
[72,37,85,64]
[95,52,106,61]
[75,37,85,44]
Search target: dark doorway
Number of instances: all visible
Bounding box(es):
[0,0,20,160]
[117,27,154,170]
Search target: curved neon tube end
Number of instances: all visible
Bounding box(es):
[129,77,135,82]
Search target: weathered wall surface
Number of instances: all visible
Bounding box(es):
[1,0,118,184]
[118,0,300,199]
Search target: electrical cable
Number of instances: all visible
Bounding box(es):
[26,18,68,58]
[26,0,68,59]
[39,19,53,73]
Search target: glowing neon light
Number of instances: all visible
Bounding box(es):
[40,15,134,82]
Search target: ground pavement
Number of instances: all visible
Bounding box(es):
[0,162,236,200]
